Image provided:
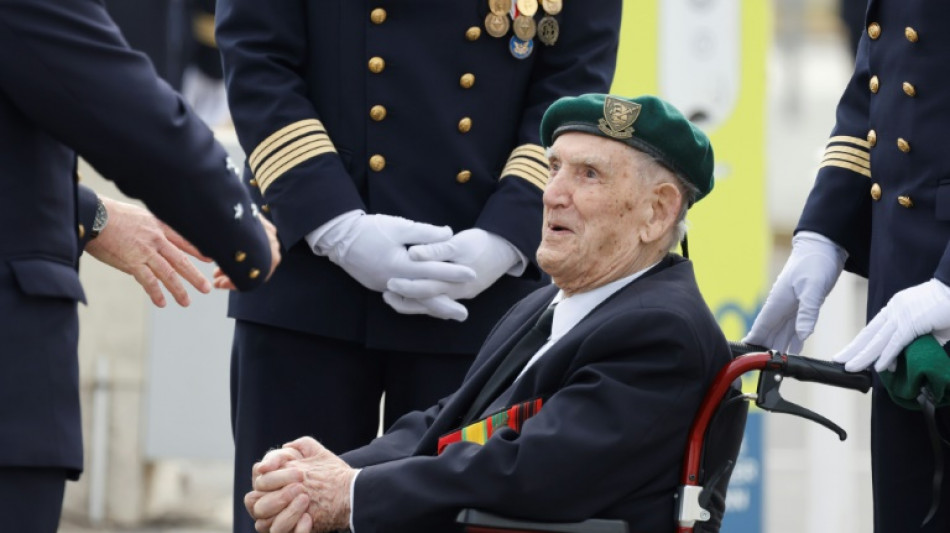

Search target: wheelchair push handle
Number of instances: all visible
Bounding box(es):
[728,341,872,393]
[783,354,871,393]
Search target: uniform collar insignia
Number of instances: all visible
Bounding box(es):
[598,96,641,139]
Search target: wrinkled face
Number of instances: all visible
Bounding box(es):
[537,132,675,295]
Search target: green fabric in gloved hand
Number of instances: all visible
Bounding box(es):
[879,335,950,410]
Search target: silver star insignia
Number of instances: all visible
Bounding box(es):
[251,204,261,218]
[233,203,244,220]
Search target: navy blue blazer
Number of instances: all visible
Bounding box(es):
[0,0,272,476]
[341,255,732,533]
[217,0,622,354]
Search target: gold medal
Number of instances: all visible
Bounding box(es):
[512,14,537,41]
[541,0,562,15]
[489,0,511,16]
[516,0,538,17]
[485,12,510,38]
[537,15,559,46]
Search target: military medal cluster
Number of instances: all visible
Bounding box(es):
[485,0,561,59]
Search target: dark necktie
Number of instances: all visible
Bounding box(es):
[463,304,556,424]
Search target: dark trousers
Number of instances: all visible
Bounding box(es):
[0,467,68,533]
[230,320,474,533]
[871,380,950,532]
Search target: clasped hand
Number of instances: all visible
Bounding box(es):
[326,215,519,322]
[245,437,354,533]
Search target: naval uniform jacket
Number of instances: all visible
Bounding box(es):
[216,1,622,354]
[0,0,272,476]
[795,4,950,529]
[798,1,950,319]
[340,255,732,533]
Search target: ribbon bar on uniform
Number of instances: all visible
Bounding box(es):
[437,398,543,455]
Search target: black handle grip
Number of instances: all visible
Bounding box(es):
[783,355,872,393]
[728,341,768,358]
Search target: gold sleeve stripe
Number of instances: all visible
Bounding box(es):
[249,119,325,170]
[510,144,547,160]
[255,136,330,182]
[257,139,335,193]
[824,145,870,162]
[827,135,871,149]
[504,159,549,182]
[503,161,549,190]
[193,12,217,48]
[821,152,870,170]
[819,159,872,178]
[504,167,547,190]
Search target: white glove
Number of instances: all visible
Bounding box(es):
[743,231,847,354]
[833,279,950,372]
[315,213,476,293]
[382,229,523,322]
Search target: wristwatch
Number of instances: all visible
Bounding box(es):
[90,197,109,239]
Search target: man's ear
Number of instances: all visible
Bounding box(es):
[639,182,682,244]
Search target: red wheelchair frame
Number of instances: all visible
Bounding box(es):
[456,343,872,533]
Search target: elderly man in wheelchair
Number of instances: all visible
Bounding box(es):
[243,93,742,533]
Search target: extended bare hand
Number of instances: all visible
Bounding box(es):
[246,437,355,533]
[213,216,282,290]
[84,197,212,307]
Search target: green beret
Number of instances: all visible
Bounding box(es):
[880,335,950,410]
[540,94,714,204]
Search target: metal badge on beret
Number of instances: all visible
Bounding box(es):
[513,14,537,41]
[517,0,539,17]
[598,96,641,139]
[489,0,512,16]
[537,15,559,45]
[542,0,562,15]
[485,12,510,38]
[509,35,534,59]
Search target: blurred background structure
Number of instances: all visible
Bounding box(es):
[61,0,873,531]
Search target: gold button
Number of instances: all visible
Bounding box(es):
[78,223,85,239]
[369,154,386,172]
[867,130,877,147]
[460,73,475,89]
[868,22,881,40]
[897,138,911,153]
[249,178,258,187]
[235,251,247,262]
[870,183,881,201]
[369,105,387,121]
[458,117,472,133]
[465,26,482,41]
[898,195,914,208]
[261,204,270,213]
[249,268,261,280]
[906,27,919,42]
[869,75,880,94]
[368,57,385,74]
[903,82,916,97]
[456,170,472,183]
[370,8,387,24]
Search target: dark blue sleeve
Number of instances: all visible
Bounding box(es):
[216,0,366,248]
[0,0,272,290]
[796,31,873,278]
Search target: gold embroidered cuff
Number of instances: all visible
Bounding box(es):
[501,143,549,190]
[249,119,337,193]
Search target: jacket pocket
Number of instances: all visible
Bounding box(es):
[9,258,86,303]
[937,179,950,221]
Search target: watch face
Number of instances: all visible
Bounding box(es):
[92,199,108,235]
